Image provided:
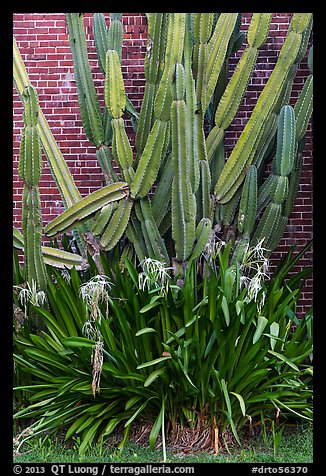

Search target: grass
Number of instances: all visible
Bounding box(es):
[13,424,313,464]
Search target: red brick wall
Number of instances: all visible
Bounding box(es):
[13,13,313,315]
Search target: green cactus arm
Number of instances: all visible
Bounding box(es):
[206,15,243,127]
[22,185,47,292]
[266,215,288,252]
[247,13,272,48]
[154,13,186,122]
[257,174,277,215]
[132,14,184,198]
[144,13,167,83]
[254,14,312,168]
[254,113,278,173]
[192,14,213,112]
[136,83,157,159]
[19,84,47,291]
[151,156,174,227]
[256,101,304,251]
[196,160,212,221]
[136,14,167,156]
[100,199,133,250]
[91,202,116,236]
[274,105,296,176]
[237,165,257,237]
[158,208,172,236]
[136,199,169,263]
[251,202,282,250]
[13,226,24,250]
[104,49,135,183]
[41,246,87,270]
[206,125,224,162]
[209,138,225,195]
[294,74,313,141]
[184,20,200,193]
[108,13,123,62]
[308,45,313,74]
[171,62,186,100]
[93,13,109,74]
[18,86,42,186]
[193,13,214,44]
[125,217,147,264]
[220,187,242,226]
[19,122,42,187]
[171,99,196,262]
[96,146,119,185]
[13,37,81,209]
[44,182,129,237]
[188,218,212,263]
[131,119,169,199]
[66,13,104,148]
[111,118,134,183]
[204,13,239,112]
[291,13,312,34]
[284,151,303,219]
[105,49,126,119]
[270,175,289,205]
[93,13,139,139]
[214,48,258,131]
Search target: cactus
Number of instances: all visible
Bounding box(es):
[19,86,47,292]
[99,198,133,250]
[131,13,185,199]
[44,182,129,237]
[13,37,82,209]
[13,13,313,279]
[251,105,298,249]
[189,218,212,263]
[237,165,257,237]
[170,63,196,261]
[214,14,312,205]
[66,13,104,148]
[206,14,272,161]
[13,226,86,270]
[135,13,168,156]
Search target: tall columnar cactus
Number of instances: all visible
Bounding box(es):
[66,13,105,148]
[13,13,313,276]
[18,86,47,292]
[252,105,296,249]
[170,63,196,262]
